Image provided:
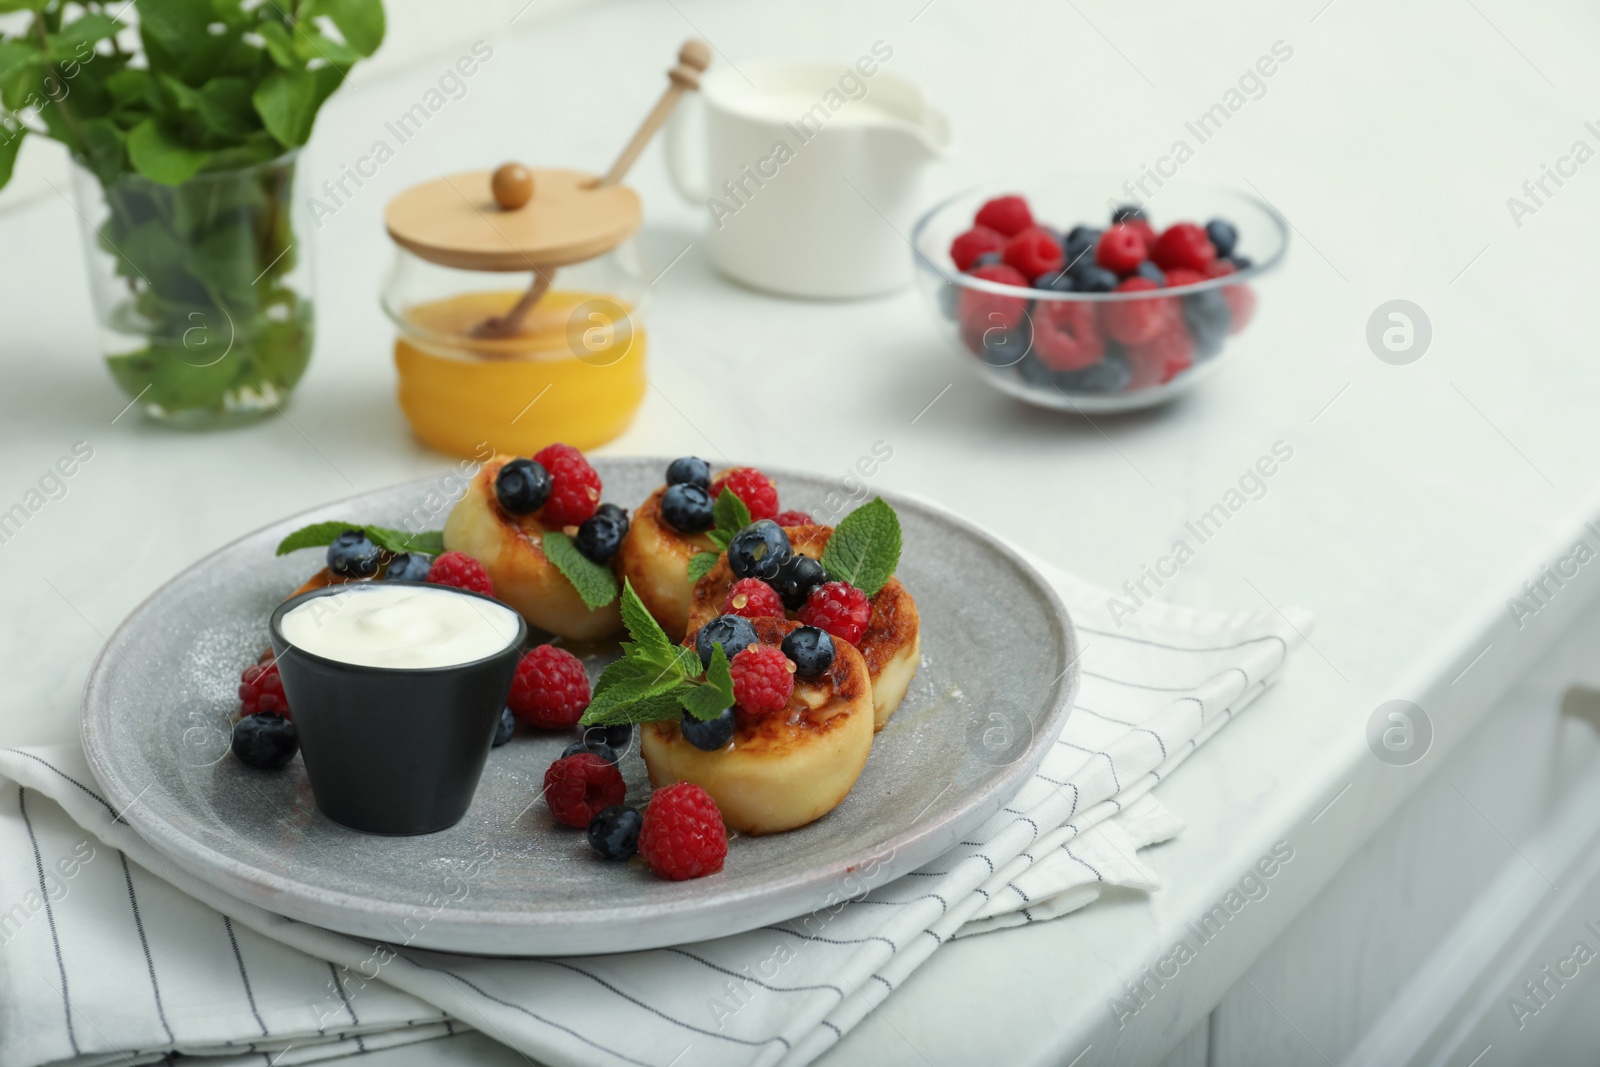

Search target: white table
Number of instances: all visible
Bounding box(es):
[3,1,1597,1064]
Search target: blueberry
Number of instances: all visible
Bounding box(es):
[771,554,829,611]
[594,502,630,536]
[727,520,792,582]
[1033,271,1075,292]
[665,456,711,490]
[1135,262,1167,286]
[680,706,735,751]
[1111,204,1147,223]
[492,705,515,747]
[562,738,619,765]
[1017,354,1056,387]
[383,552,431,582]
[660,483,714,534]
[1057,347,1133,394]
[1227,255,1253,270]
[1063,226,1102,267]
[232,713,298,769]
[326,530,381,578]
[1182,290,1232,359]
[585,722,633,753]
[1068,264,1118,293]
[576,509,627,563]
[781,626,835,678]
[695,614,758,668]
[495,458,551,515]
[970,251,1003,269]
[1205,218,1238,258]
[587,804,643,861]
[975,320,1032,367]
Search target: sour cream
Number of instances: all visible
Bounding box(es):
[280,584,521,669]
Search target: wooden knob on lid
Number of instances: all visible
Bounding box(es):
[668,38,712,90]
[491,163,534,210]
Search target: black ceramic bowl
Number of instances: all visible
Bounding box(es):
[268,581,526,835]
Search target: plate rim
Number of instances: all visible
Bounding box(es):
[81,460,1078,954]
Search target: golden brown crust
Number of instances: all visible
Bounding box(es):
[685,524,920,684]
[685,617,867,749]
[615,485,716,641]
[642,613,876,834]
[440,456,622,641]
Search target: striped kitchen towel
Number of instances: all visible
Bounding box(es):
[0,562,1307,1067]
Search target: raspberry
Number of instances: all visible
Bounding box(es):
[543,753,625,828]
[712,468,779,522]
[509,645,591,728]
[723,578,785,620]
[1150,223,1217,273]
[1099,277,1169,345]
[773,510,814,527]
[949,226,1005,271]
[239,658,290,719]
[1095,224,1148,275]
[1126,218,1158,250]
[1206,261,1256,333]
[730,645,795,716]
[798,581,871,646]
[1002,227,1063,281]
[957,263,1029,344]
[1032,300,1104,372]
[639,782,727,880]
[532,443,601,527]
[1127,323,1195,388]
[1163,268,1206,289]
[426,551,494,596]
[973,195,1034,238]
[1225,285,1256,333]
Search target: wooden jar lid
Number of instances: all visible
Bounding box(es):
[384,167,642,272]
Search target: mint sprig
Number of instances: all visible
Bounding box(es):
[819,497,902,597]
[686,551,721,584]
[687,488,753,585]
[542,531,619,610]
[275,522,444,558]
[580,581,734,727]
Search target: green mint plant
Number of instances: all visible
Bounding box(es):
[0,0,385,419]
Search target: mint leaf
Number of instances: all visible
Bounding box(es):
[593,656,661,697]
[369,527,443,556]
[126,118,209,185]
[542,532,618,610]
[679,683,731,722]
[704,643,735,705]
[677,643,735,721]
[274,522,443,558]
[687,551,720,584]
[253,67,319,147]
[315,0,387,56]
[0,125,22,191]
[582,670,681,722]
[710,488,752,548]
[819,497,902,597]
[581,685,686,727]
[619,579,678,668]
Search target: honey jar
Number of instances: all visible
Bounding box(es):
[379,40,710,458]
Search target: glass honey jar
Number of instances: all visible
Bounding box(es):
[381,166,649,458]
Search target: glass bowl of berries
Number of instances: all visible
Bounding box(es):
[912,178,1288,412]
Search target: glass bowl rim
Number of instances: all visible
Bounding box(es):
[911,175,1289,301]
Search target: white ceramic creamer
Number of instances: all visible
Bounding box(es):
[666,51,950,299]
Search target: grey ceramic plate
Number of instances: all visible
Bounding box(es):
[81,460,1077,956]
